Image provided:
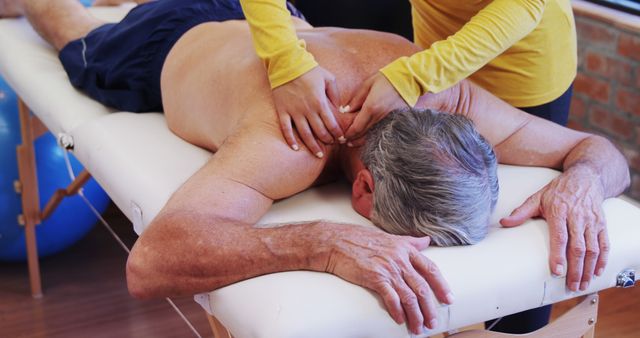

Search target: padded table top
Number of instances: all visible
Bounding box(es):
[1,6,639,337]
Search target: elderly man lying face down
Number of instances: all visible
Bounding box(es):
[6,0,630,333]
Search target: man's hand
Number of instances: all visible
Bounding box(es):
[319,223,453,334]
[500,165,609,292]
[344,72,408,144]
[273,66,344,158]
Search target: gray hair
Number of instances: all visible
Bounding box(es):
[361,108,498,246]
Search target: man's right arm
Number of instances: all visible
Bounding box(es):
[126,126,452,334]
[126,175,451,334]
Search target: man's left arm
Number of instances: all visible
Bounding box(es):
[498,128,629,292]
[422,80,631,291]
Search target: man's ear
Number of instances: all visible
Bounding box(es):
[352,169,375,218]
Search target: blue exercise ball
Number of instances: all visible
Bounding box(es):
[0,76,110,262]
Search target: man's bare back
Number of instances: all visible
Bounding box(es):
[161,18,418,151]
[160,18,421,199]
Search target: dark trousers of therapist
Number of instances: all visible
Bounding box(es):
[294,0,574,333]
[485,84,573,333]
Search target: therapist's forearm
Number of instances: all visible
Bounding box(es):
[382,0,547,106]
[239,0,317,88]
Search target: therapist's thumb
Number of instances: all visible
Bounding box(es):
[345,80,371,114]
[325,74,340,108]
[500,193,541,228]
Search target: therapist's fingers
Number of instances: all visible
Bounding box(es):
[566,217,586,292]
[345,73,407,140]
[346,136,366,148]
[595,229,610,277]
[580,228,599,290]
[293,116,323,158]
[345,109,373,141]
[345,78,372,114]
[318,99,345,144]
[278,113,299,151]
[325,73,341,109]
[403,268,438,330]
[307,112,334,144]
[500,192,542,227]
[411,252,453,305]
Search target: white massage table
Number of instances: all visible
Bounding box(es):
[1,6,639,337]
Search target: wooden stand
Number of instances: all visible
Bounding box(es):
[447,294,599,337]
[15,98,92,298]
[207,313,233,338]
[204,293,599,338]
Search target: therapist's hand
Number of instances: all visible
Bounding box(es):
[273,66,344,158]
[500,165,609,292]
[319,223,453,334]
[344,72,408,143]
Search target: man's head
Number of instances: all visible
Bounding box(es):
[350,108,499,246]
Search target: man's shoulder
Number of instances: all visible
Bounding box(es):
[214,121,333,201]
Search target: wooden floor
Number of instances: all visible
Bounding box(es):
[0,204,212,338]
[1,203,638,338]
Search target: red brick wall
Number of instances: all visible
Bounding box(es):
[570,11,640,201]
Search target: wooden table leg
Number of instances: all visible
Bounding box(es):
[582,326,595,338]
[449,293,599,338]
[16,98,42,298]
[206,312,232,338]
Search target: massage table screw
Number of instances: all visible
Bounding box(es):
[57,133,75,150]
[616,269,636,288]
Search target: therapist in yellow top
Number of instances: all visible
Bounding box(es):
[239,0,577,335]
[239,0,576,152]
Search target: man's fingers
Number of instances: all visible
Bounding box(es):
[405,269,437,329]
[500,193,542,227]
[403,269,438,330]
[566,217,586,291]
[595,229,610,276]
[278,113,299,151]
[547,214,569,277]
[405,236,431,251]
[373,281,405,325]
[410,252,453,305]
[580,228,599,290]
[393,279,424,334]
[293,117,324,158]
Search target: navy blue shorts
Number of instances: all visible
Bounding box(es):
[59,0,305,112]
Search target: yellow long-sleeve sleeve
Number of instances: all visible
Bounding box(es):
[381,0,548,107]
[239,0,317,88]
